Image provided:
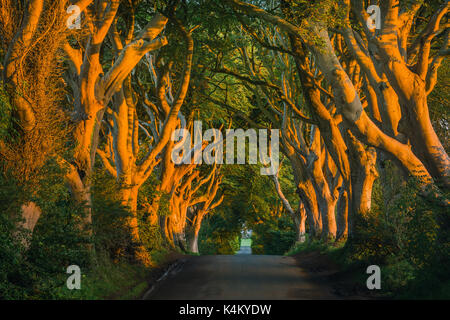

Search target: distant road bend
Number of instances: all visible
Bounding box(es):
[146,245,339,300]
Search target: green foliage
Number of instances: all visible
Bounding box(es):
[243,162,298,255]
[346,175,450,298]
[92,171,168,260]
[428,59,449,155]
[157,191,172,217]
[251,215,296,255]
[0,163,91,299]
[50,254,152,300]
[286,237,344,257]
[0,85,13,139]
[0,165,166,299]
[199,207,241,255]
[281,0,345,27]
[286,171,450,299]
[91,172,134,262]
[0,176,27,299]
[0,84,20,145]
[139,223,166,256]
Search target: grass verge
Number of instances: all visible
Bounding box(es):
[51,248,184,300]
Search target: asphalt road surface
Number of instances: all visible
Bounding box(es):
[146,246,339,300]
[235,244,252,255]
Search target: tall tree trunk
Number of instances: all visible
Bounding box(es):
[64,10,169,245]
[159,215,171,244]
[336,190,348,241]
[345,131,378,238]
[319,198,338,241]
[403,100,450,188]
[17,202,41,248]
[298,181,322,238]
[310,129,337,241]
[343,2,449,186]
[308,26,432,186]
[122,185,152,266]
[269,173,306,243]
[188,230,200,254]
[65,164,94,234]
[3,0,44,131]
[286,152,322,237]
[187,209,203,254]
[374,4,450,187]
[293,203,307,243]
[174,231,187,252]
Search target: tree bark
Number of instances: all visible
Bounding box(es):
[16,202,41,248]
[344,131,378,238]
[187,215,203,254]
[309,26,432,186]
[188,230,200,254]
[269,172,306,243]
[293,203,307,243]
[374,2,450,187]
[336,190,348,241]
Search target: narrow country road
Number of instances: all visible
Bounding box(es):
[146,246,340,300]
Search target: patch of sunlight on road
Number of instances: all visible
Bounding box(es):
[236,238,252,255]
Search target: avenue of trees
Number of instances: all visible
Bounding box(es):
[0,0,448,298]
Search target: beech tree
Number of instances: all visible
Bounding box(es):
[92,14,194,264]
[63,1,171,243]
[221,0,449,241]
[207,29,347,240]
[1,0,80,237]
[223,0,446,185]
[1,0,449,300]
[186,167,224,253]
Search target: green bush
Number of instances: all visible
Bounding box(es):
[0,165,171,299]
[251,213,296,255]
[0,163,92,299]
[348,177,450,298]
[91,172,134,262]
[252,229,296,255]
[0,178,27,299]
[199,210,241,255]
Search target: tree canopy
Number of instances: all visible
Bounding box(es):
[0,0,448,299]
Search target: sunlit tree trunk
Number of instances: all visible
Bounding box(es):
[186,205,202,253]
[186,173,224,253]
[15,203,41,248]
[187,218,202,253]
[93,13,194,263]
[373,1,450,187]
[344,130,378,237]
[298,180,322,238]
[1,0,72,240]
[225,0,434,187]
[284,146,322,238]
[269,170,306,243]
[336,190,348,241]
[308,26,432,186]
[64,6,169,244]
[293,203,307,243]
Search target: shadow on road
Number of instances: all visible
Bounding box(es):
[145,254,341,300]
